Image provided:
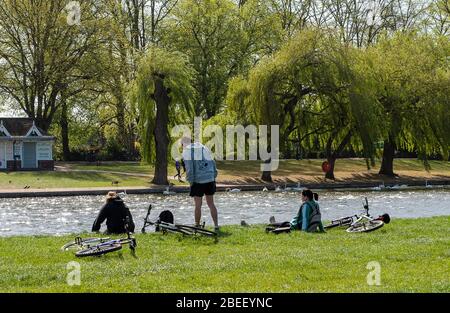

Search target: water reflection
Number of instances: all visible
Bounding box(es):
[0,189,449,236]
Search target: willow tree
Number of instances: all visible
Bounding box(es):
[229,29,382,181]
[323,41,387,179]
[368,32,449,176]
[132,47,194,185]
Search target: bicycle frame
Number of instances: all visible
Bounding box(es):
[141,204,216,237]
[351,214,373,226]
[327,198,374,226]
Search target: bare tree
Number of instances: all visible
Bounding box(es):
[425,0,450,35]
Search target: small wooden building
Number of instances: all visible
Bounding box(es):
[0,118,55,171]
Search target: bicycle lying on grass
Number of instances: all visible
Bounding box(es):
[325,197,390,233]
[61,217,137,257]
[141,205,217,237]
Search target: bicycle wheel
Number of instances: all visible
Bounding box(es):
[61,237,110,251]
[177,225,217,237]
[346,220,384,233]
[75,244,122,257]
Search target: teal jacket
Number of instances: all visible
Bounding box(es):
[290,200,325,232]
[182,143,218,184]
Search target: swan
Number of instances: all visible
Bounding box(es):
[284,183,293,191]
[227,188,241,193]
[163,186,177,195]
[291,182,302,192]
[262,187,269,192]
[117,190,127,198]
[372,181,385,191]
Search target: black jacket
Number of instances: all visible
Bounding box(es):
[92,198,135,234]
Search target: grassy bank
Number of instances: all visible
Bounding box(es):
[1,159,449,189]
[0,171,150,189]
[0,216,448,292]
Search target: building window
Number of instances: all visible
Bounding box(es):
[13,142,21,159]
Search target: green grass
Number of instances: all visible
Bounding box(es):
[65,162,154,174]
[1,158,449,189]
[67,159,450,175]
[0,217,448,292]
[0,171,150,189]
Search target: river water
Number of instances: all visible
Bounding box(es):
[0,189,449,236]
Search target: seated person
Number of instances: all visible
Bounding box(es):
[92,191,135,234]
[268,189,325,233]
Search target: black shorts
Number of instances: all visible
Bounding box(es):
[189,181,216,197]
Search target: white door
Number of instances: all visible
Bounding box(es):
[0,142,5,169]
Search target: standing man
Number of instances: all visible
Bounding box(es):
[181,137,219,231]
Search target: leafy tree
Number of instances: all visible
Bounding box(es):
[229,29,383,180]
[368,32,449,176]
[0,0,106,131]
[165,0,275,118]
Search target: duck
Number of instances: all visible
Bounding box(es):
[226,188,241,193]
[240,220,249,227]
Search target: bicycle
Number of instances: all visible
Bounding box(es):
[324,197,390,233]
[61,217,137,257]
[141,204,217,237]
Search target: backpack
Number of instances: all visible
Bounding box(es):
[155,210,174,232]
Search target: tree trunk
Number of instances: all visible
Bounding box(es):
[261,158,273,182]
[60,100,71,161]
[116,99,128,154]
[324,129,353,180]
[325,156,337,180]
[379,139,396,176]
[34,117,50,133]
[151,76,170,185]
